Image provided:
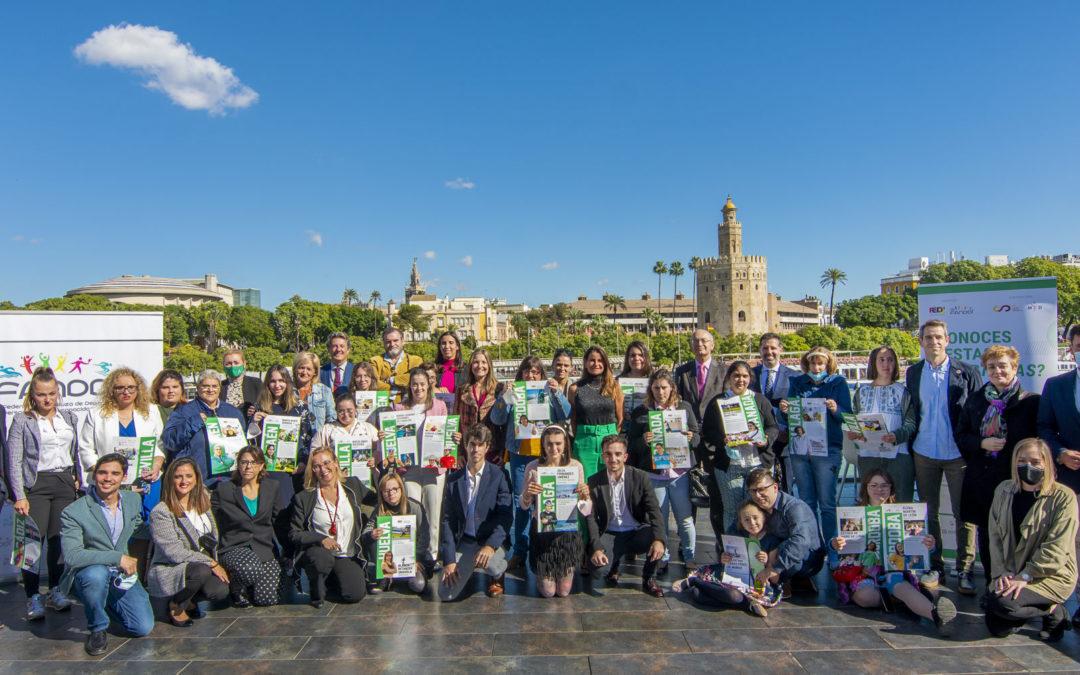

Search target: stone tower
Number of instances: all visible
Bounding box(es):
[695,196,770,335]
[404,258,426,304]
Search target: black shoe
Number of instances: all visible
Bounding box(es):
[187,603,204,619]
[1041,605,1072,643]
[85,630,108,656]
[310,599,324,609]
[231,593,252,609]
[656,561,669,576]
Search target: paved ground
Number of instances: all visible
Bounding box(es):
[1,518,1078,674]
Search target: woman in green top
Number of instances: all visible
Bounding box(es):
[568,346,623,478]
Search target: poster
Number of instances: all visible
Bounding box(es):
[788,398,828,457]
[883,503,929,572]
[11,512,42,572]
[420,415,460,468]
[0,311,163,427]
[375,514,417,579]
[354,390,390,424]
[647,409,692,469]
[841,413,896,458]
[336,438,372,488]
[720,534,764,591]
[206,417,247,476]
[918,277,1058,392]
[619,378,649,415]
[379,410,422,468]
[513,381,551,440]
[114,436,158,486]
[261,415,301,472]
[718,393,764,468]
[537,466,579,533]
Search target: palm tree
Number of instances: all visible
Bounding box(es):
[819,268,848,325]
[566,309,585,335]
[342,288,359,306]
[369,290,382,336]
[652,261,667,315]
[641,307,659,350]
[669,262,684,332]
[689,257,702,321]
[602,293,627,351]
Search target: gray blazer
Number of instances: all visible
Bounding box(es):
[6,410,81,501]
[147,500,221,598]
[58,489,145,594]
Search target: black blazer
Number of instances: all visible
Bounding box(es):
[220,375,265,419]
[905,358,983,451]
[288,477,374,563]
[701,390,780,473]
[439,461,512,565]
[956,385,1040,526]
[1038,370,1080,492]
[584,465,665,554]
[626,401,701,473]
[211,478,287,563]
[0,406,7,503]
[674,359,727,425]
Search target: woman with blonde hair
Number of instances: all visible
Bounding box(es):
[6,367,81,620]
[984,438,1078,642]
[361,472,431,594]
[293,351,336,433]
[569,345,623,478]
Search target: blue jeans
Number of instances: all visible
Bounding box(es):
[714,464,751,533]
[791,452,842,547]
[71,565,155,636]
[651,474,695,563]
[507,452,532,559]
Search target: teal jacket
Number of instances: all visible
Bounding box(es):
[58,490,145,594]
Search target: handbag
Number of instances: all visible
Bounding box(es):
[688,465,711,509]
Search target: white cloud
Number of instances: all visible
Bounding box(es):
[305,230,323,247]
[540,261,558,270]
[73,24,258,115]
[597,279,610,286]
[423,250,436,259]
[445,178,475,190]
[458,255,473,267]
[11,235,39,244]
[11,235,23,241]
[426,278,441,289]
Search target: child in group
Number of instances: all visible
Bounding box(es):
[830,469,956,637]
[671,500,782,617]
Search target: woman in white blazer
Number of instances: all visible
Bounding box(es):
[78,366,165,578]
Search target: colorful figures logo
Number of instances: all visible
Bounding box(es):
[5,354,107,377]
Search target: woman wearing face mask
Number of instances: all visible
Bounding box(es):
[148,458,229,627]
[701,360,779,533]
[220,350,265,422]
[984,438,1078,642]
[434,331,467,395]
[957,345,1040,594]
[779,347,852,551]
[569,346,624,478]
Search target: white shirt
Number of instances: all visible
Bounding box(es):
[185,509,212,536]
[465,463,485,538]
[606,470,640,532]
[31,411,74,472]
[313,483,355,557]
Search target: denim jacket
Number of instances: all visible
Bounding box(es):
[304,382,336,433]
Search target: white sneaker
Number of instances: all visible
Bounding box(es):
[26,594,45,621]
[919,570,940,588]
[45,588,73,611]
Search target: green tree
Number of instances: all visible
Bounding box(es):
[566,309,585,335]
[652,261,667,315]
[164,344,217,376]
[780,333,810,353]
[243,346,292,372]
[274,295,330,352]
[669,261,684,329]
[368,291,382,337]
[191,302,230,353]
[689,256,702,314]
[0,300,19,310]
[395,304,429,335]
[798,325,843,351]
[1012,257,1080,326]
[342,288,359,306]
[162,305,192,347]
[834,292,919,330]
[224,305,276,348]
[819,268,848,323]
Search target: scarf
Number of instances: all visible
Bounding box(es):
[980,378,1021,439]
[439,364,457,393]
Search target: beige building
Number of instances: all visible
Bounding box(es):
[696,197,770,334]
[768,295,825,333]
[395,260,519,344]
[66,274,237,307]
[566,294,696,333]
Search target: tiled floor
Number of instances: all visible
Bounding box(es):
[1,519,1078,674]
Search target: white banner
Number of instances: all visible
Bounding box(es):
[0,311,164,427]
[917,277,1058,392]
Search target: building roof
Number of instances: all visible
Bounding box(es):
[67,275,231,299]
[722,196,737,211]
[567,297,696,314]
[774,299,818,315]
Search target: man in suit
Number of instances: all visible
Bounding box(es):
[220,349,265,420]
[906,319,982,592]
[58,453,154,655]
[320,331,355,395]
[371,327,423,404]
[585,434,667,597]
[750,332,799,490]
[675,328,727,542]
[439,424,513,601]
[1038,325,1080,494]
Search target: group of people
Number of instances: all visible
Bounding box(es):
[1,320,1079,655]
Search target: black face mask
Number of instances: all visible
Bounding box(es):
[1018,464,1045,487]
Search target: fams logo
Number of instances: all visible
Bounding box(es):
[0,353,112,379]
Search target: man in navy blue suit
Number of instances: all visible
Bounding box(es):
[438,424,512,601]
[750,333,799,490]
[1038,325,1080,494]
[319,332,354,395]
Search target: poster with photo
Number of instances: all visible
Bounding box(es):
[619,378,649,416]
[834,505,887,567]
[718,393,764,468]
[114,436,158,487]
[380,410,422,468]
[10,512,41,572]
[355,391,390,424]
[841,412,897,459]
[262,415,301,472]
[375,515,416,580]
[420,415,460,469]
[647,409,692,469]
[537,466,579,533]
[336,438,373,488]
[720,534,764,591]
[883,503,929,572]
[788,398,828,457]
[206,417,248,476]
[513,381,551,440]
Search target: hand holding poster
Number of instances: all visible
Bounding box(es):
[537,466,579,533]
[513,381,552,440]
[834,505,885,567]
[11,512,42,572]
[420,415,460,468]
[718,394,764,468]
[883,503,929,572]
[375,515,417,580]
[336,438,373,488]
[355,391,390,424]
[206,417,247,476]
[720,534,765,591]
[788,398,828,457]
[619,378,649,416]
[262,415,301,472]
[647,409,692,469]
[114,437,158,487]
[380,410,422,468]
[841,413,897,459]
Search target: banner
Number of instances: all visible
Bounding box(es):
[718,394,764,468]
[375,515,417,579]
[918,277,1058,392]
[537,466,579,532]
[0,311,163,426]
[206,417,247,476]
[114,436,158,487]
[261,415,301,472]
[647,409,692,469]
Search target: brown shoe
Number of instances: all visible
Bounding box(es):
[642,577,665,598]
[781,581,793,599]
[486,574,505,597]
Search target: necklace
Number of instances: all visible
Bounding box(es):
[321,486,340,536]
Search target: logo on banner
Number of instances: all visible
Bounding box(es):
[1,353,111,378]
[993,305,1012,312]
[1025,303,1045,312]
[928,307,945,314]
[948,305,974,315]
[0,353,112,403]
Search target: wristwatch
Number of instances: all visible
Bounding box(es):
[1019,572,1032,582]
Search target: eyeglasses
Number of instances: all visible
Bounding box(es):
[748,483,777,495]
[867,482,892,490]
[238,460,259,468]
[113,386,137,394]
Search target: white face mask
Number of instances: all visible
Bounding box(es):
[113,572,139,591]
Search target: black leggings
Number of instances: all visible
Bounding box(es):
[23,472,76,597]
[301,547,367,603]
[984,586,1058,635]
[687,578,747,608]
[172,563,229,608]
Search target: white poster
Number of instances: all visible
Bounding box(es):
[0,311,163,427]
[918,277,1058,392]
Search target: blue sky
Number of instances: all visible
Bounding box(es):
[2,2,1078,311]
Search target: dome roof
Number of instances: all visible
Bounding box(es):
[722,195,737,211]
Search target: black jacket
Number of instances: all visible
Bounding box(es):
[626,401,701,474]
[220,374,265,419]
[701,390,780,472]
[674,359,728,425]
[288,477,375,563]
[211,478,288,563]
[584,465,665,554]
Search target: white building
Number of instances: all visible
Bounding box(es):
[67,274,237,307]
